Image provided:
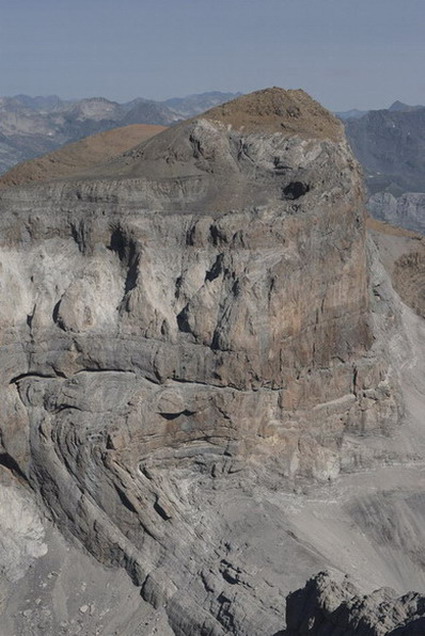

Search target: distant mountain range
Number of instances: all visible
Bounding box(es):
[336,100,425,121]
[343,102,425,195]
[0,91,241,174]
[0,123,166,190]
[338,100,425,234]
[335,108,369,120]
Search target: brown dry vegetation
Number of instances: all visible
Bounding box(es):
[203,86,344,141]
[366,215,420,239]
[0,124,166,189]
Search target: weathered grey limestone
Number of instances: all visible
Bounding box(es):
[0,88,407,634]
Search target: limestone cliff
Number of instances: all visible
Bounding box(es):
[0,88,403,635]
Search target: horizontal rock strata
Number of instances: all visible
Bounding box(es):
[0,88,400,634]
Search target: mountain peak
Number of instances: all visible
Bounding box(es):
[389,100,411,111]
[202,86,344,141]
[388,100,424,112]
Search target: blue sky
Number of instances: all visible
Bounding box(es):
[1,0,424,110]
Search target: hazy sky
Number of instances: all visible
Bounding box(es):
[1,0,424,110]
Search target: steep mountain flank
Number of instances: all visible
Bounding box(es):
[0,88,420,635]
[345,106,425,195]
[342,105,425,237]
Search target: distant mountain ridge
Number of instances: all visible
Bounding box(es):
[336,100,425,122]
[338,100,425,235]
[344,104,425,195]
[335,108,369,120]
[388,100,424,112]
[0,91,241,174]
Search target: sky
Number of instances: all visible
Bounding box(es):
[1,0,424,111]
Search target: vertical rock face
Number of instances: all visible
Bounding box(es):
[0,88,399,634]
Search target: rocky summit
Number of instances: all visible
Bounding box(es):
[0,88,424,635]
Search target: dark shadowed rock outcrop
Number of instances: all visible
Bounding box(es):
[282,571,425,635]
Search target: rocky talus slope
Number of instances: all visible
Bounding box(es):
[1,88,425,635]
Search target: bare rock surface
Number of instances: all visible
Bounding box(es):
[367,191,425,235]
[0,479,174,635]
[0,88,424,634]
[282,571,425,635]
[0,473,47,583]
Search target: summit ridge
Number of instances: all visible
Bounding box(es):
[202,86,344,141]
